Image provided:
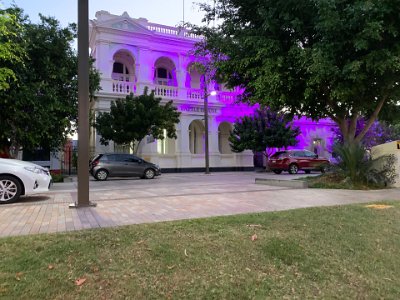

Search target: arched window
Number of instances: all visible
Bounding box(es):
[187,64,202,89]
[111,50,135,83]
[112,62,130,81]
[154,67,173,85]
[153,57,177,86]
[157,129,176,155]
[218,122,232,154]
[189,120,204,154]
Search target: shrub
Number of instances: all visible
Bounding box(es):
[51,173,64,183]
[333,143,397,187]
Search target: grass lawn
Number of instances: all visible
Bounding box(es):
[1,201,399,299]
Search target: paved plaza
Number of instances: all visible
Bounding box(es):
[0,172,399,237]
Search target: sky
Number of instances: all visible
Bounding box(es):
[2,0,211,27]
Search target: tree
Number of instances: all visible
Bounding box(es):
[193,0,400,147]
[94,87,181,154]
[229,107,300,160]
[0,7,101,158]
[0,6,25,91]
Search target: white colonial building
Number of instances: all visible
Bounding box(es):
[89,11,336,172]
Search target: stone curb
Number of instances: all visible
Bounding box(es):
[255,178,308,188]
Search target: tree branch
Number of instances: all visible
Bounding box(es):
[355,95,388,143]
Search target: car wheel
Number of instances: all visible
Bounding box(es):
[144,169,155,179]
[95,169,108,181]
[288,164,299,174]
[0,175,22,204]
[305,170,311,174]
[272,169,282,174]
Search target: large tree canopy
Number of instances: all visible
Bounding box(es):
[193,0,400,145]
[95,88,181,154]
[0,6,101,157]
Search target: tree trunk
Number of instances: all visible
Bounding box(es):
[335,96,387,147]
[263,150,270,172]
[131,140,141,155]
[339,115,381,147]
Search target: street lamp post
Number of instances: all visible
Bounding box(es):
[204,92,210,174]
[204,89,216,175]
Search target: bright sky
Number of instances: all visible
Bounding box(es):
[3,0,210,27]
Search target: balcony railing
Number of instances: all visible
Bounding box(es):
[217,91,239,103]
[187,88,203,100]
[102,81,242,103]
[146,22,202,40]
[112,81,136,94]
[153,85,178,98]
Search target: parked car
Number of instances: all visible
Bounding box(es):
[268,150,330,174]
[89,153,161,181]
[0,158,52,204]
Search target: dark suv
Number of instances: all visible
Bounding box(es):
[89,153,161,181]
[268,150,330,174]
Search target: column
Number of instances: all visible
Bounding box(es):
[136,48,154,94]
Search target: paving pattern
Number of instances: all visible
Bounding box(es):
[0,172,399,237]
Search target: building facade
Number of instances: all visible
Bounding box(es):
[89,11,336,172]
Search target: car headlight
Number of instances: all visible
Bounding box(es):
[24,166,49,175]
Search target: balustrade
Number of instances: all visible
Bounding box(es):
[153,85,178,98]
[107,81,242,102]
[146,23,201,39]
[217,92,239,103]
[112,81,136,94]
[186,88,203,100]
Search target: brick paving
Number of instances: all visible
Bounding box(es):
[0,172,399,238]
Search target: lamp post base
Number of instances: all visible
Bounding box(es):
[69,201,97,208]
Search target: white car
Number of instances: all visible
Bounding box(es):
[0,158,52,204]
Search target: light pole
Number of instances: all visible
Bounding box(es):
[204,89,216,175]
[204,92,210,174]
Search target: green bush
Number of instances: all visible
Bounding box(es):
[51,173,64,183]
[333,143,397,187]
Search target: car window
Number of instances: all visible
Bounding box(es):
[105,154,120,161]
[131,156,142,163]
[124,155,140,163]
[117,154,131,162]
[304,150,317,158]
[100,154,110,161]
[293,151,305,157]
